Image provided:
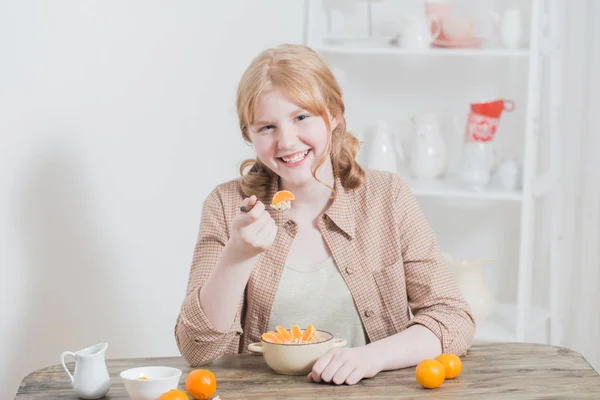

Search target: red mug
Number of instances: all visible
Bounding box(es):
[465,99,515,142]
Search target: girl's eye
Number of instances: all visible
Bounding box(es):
[296,115,309,122]
[259,125,275,133]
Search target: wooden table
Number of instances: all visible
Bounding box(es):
[16,343,600,399]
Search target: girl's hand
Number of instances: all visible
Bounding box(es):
[230,195,278,259]
[307,346,383,386]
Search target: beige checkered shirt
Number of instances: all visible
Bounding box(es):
[175,170,476,366]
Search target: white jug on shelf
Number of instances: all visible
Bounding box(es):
[444,253,496,321]
[410,113,447,179]
[365,120,403,173]
[400,15,441,50]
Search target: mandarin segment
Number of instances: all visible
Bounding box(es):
[271,190,295,206]
[275,326,292,343]
[290,325,303,341]
[261,331,283,344]
[302,324,316,343]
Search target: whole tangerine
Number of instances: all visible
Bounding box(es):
[157,389,189,400]
[435,353,463,379]
[185,369,217,400]
[415,359,446,389]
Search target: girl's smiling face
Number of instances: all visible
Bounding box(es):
[248,88,338,188]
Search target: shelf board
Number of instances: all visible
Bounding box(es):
[316,44,529,58]
[474,303,551,343]
[404,178,523,202]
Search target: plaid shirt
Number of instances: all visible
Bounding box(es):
[175,170,475,366]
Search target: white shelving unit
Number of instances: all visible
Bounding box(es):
[304,0,563,345]
[318,44,529,58]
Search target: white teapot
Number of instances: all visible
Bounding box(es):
[400,15,441,50]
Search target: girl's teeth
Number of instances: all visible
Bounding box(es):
[282,150,308,163]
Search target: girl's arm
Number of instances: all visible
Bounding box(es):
[309,179,475,385]
[175,191,277,366]
[396,181,476,356]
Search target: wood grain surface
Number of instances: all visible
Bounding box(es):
[16,342,600,399]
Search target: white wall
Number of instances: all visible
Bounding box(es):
[2,1,597,398]
[0,1,304,397]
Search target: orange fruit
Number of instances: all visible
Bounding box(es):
[185,369,216,400]
[415,359,446,389]
[261,324,319,345]
[290,325,303,341]
[302,324,316,343]
[261,331,283,344]
[275,326,292,343]
[158,389,189,400]
[271,190,295,206]
[435,353,462,379]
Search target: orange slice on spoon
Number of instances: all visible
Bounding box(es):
[271,190,295,211]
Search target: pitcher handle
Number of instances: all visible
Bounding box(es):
[430,16,442,41]
[503,100,515,111]
[61,351,76,386]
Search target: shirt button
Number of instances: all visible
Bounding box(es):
[365,309,375,317]
[346,267,355,275]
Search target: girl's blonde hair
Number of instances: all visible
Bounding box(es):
[236,44,365,198]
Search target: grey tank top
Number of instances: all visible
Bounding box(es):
[268,257,368,348]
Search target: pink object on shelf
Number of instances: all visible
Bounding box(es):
[425,2,452,40]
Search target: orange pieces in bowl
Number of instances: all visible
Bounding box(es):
[261,324,318,344]
[290,325,303,341]
[415,353,463,389]
[261,331,283,344]
[270,190,295,211]
[301,324,316,343]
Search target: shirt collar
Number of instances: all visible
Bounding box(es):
[324,176,356,239]
[264,175,355,239]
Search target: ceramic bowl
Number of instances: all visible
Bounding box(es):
[120,366,182,400]
[248,330,347,375]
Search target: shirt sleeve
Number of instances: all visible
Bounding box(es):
[396,182,476,355]
[174,188,245,366]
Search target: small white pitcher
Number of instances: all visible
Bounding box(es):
[61,342,111,399]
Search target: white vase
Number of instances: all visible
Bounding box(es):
[410,113,447,179]
[366,120,401,173]
[444,254,495,320]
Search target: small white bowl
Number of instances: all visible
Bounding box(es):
[120,366,182,400]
